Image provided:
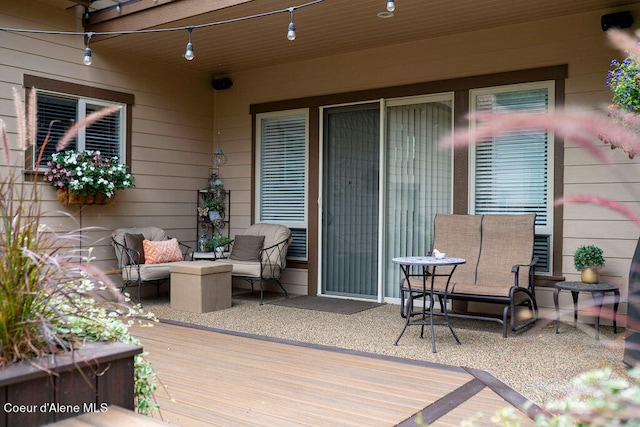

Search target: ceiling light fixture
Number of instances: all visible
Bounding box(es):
[386,0,395,12]
[83,32,94,65]
[0,0,324,65]
[287,7,296,41]
[185,27,194,60]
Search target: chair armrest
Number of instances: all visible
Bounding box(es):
[259,236,291,279]
[510,256,539,291]
[111,237,143,268]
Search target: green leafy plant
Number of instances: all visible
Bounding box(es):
[536,367,640,427]
[44,149,134,198]
[202,194,224,212]
[204,235,231,252]
[0,88,158,415]
[573,245,605,271]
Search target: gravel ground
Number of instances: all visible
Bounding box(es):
[139,292,630,407]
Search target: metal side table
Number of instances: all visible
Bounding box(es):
[554,281,620,339]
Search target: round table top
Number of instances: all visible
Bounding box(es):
[555,281,618,292]
[392,256,466,266]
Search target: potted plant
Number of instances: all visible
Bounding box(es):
[0,89,158,424]
[574,244,605,284]
[205,235,232,256]
[203,195,225,221]
[44,149,135,205]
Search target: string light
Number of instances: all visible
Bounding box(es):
[115,1,121,13]
[83,32,94,65]
[0,0,323,64]
[185,27,194,61]
[287,7,296,41]
[386,0,395,12]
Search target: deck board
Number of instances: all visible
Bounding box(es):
[131,320,540,426]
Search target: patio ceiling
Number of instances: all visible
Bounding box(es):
[50,0,640,75]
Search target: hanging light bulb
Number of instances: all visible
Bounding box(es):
[287,8,296,41]
[84,8,90,21]
[115,1,121,12]
[386,0,395,12]
[184,28,194,60]
[83,32,94,66]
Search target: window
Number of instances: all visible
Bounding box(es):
[469,82,554,274]
[256,110,308,260]
[34,90,126,168]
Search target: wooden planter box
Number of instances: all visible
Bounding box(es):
[0,341,142,427]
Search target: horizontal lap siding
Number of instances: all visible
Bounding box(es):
[1,2,215,271]
[5,2,640,300]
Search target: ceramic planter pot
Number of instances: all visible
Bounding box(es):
[581,267,600,284]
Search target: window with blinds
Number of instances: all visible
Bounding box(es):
[35,91,126,168]
[256,111,308,260]
[470,82,554,274]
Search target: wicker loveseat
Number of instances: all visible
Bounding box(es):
[401,214,539,337]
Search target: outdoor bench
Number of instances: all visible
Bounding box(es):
[401,213,538,337]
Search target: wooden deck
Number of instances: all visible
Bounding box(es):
[131,320,544,426]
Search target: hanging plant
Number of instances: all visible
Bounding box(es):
[44,150,135,205]
[600,55,640,158]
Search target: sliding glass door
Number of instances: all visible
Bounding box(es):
[320,94,453,300]
[321,104,380,298]
[383,95,453,299]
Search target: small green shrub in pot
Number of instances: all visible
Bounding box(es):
[204,235,231,252]
[573,244,605,271]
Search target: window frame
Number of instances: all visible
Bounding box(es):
[32,89,127,169]
[23,75,134,173]
[255,108,309,261]
[468,81,555,275]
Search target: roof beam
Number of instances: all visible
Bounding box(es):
[86,0,253,33]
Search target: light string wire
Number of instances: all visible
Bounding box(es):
[0,0,322,37]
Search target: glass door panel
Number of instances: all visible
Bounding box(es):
[322,105,380,298]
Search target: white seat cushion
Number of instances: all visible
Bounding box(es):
[216,259,261,278]
[122,263,172,282]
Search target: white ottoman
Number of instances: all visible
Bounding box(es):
[169,261,232,313]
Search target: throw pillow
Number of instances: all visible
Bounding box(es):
[123,233,146,265]
[229,235,265,262]
[143,238,183,264]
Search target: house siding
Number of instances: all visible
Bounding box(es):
[215,6,640,311]
[1,2,214,285]
[4,2,640,315]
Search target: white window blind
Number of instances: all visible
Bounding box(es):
[257,112,307,259]
[470,83,554,274]
[35,91,126,167]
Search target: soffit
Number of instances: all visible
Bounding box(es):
[45,0,640,75]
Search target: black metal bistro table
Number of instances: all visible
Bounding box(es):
[554,281,620,340]
[392,256,466,353]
